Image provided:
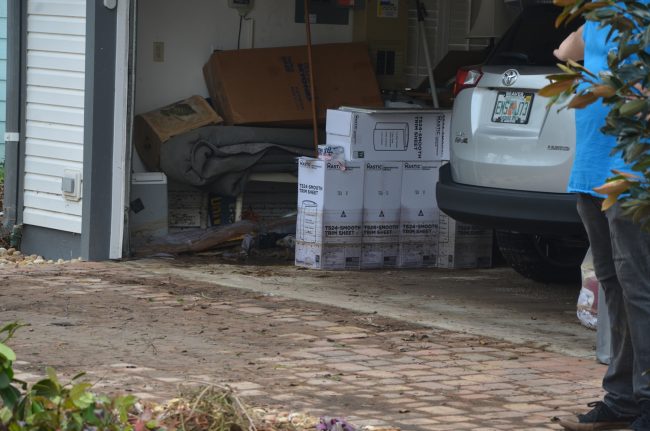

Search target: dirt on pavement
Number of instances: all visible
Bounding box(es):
[0,258,604,430]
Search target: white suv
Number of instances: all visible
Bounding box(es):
[436,3,588,283]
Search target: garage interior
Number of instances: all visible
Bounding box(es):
[125,0,510,257]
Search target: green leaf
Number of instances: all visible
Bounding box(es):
[71,372,87,381]
[0,372,11,389]
[69,382,94,409]
[0,344,16,363]
[45,367,60,387]
[0,406,12,425]
[619,99,648,116]
[31,378,61,398]
[0,386,21,410]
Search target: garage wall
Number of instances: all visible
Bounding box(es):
[135,0,354,114]
[406,0,489,89]
[22,0,86,234]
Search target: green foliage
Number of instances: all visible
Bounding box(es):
[543,0,650,231]
[0,323,137,431]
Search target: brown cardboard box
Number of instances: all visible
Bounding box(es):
[134,95,223,170]
[203,43,383,126]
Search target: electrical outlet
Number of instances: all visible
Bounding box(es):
[62,170,82,202]
[153,41,165,62]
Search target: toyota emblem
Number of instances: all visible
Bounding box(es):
[502,69,519,87]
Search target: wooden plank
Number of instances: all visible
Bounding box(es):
[23,208,82,234]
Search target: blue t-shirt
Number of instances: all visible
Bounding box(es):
[568,19,632,196]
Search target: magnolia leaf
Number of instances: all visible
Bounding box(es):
[546,73,581,81]
[565,59,598,78]
[611,169,642,180]
[568,92,599,108]
[602,194,620,211]
[632,205,650,224]
[557,63,578,74]
[593,178,634,195]
[619,99,648,116]
[539,79,576,97]
[591,84,617,98]
[553,0,578,7]
[555,8,572,27]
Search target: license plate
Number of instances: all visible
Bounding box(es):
[492,91,534,124]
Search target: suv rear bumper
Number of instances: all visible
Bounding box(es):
[436,163,585,235]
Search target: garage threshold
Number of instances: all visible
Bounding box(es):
[124,258,597,360]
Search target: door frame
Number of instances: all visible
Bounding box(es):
[110,0,135,259]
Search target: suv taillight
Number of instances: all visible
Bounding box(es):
[453,67,483,96]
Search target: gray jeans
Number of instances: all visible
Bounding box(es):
[577,194,650,416]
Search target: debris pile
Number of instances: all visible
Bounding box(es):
[131,385,400,431]
[0,247,79,266]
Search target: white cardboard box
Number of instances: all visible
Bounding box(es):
[362,161,402,268]
[168,183,208,230]
[295,242,362,271]
[326,107,451,162]
[130,172,168,239]
[295,158,364,270]
[398,161,441,268]
[436,213,493,269]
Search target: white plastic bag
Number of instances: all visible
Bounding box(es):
[577,247,599,330]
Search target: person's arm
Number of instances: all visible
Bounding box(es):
[554,24,585,61]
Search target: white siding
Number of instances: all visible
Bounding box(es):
[1,0,7,162]
[23,0,85,234]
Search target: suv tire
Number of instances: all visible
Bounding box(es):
[495,230,588,283]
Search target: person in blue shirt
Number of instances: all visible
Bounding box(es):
[553,7,650,431]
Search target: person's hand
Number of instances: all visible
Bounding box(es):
[554,25,585,62]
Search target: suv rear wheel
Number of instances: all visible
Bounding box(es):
[496,231,588,283]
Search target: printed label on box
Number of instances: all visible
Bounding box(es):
[398,242,437,268]
[436,213,493,269]
[363,161,402,243]
[326,108,451,161]
[295,241,361,270]
[361,243,399,269]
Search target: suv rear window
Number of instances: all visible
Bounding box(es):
[487,5,583,66]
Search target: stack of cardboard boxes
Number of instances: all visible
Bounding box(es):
[296,107,493,270]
